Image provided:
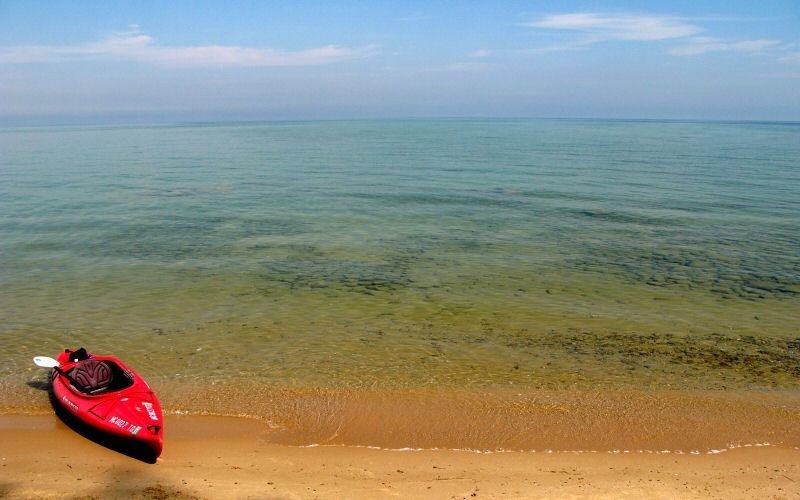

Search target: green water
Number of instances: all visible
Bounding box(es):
[1,119,799,401]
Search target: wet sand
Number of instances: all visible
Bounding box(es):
[2,414,799,499]
[5,383,800,453]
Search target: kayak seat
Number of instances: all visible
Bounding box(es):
[71,359,114,393]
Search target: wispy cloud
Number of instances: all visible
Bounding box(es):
[0,26,377,67]
[469,49,493,58]
[399,13,432,22]
[527,13,701,42]
[780,52,800,64]
[669,37,782,56]
[443,62,490,72]
[526,12,792,60]
[777,43,800,64]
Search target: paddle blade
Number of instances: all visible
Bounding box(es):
[33,356,60,368]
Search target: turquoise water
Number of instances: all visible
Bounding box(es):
[1,119,799,400]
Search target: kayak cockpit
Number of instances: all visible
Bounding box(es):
[64,359,135,395]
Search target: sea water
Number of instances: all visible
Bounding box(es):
[1,120,799,446]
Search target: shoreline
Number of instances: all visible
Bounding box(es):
[4,384,800,453]
[2,414,799,499]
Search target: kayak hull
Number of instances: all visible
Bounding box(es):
[50,350,164,459]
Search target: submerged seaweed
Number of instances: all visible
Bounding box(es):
[569,245,800,300]
[258,250,414,295]
[493,329,800,389]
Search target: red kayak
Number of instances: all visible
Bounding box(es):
[46,348,163,459]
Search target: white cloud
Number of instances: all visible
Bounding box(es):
[443,62,490,72]
[0,26,376,67]
[399,13,431,22]
[780,52,800,64]
[526,12,790,60]
[469,49,493,58]
[528,12,701,42]
[778,43,800,64]
[669,37,782,56]
[152,44,375,67]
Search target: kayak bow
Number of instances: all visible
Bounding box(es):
[36,348,164,459]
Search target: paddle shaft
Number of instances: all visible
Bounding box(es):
[52,365,85,391]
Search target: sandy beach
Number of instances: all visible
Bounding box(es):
[2,0,799,495]
[2,414,798,499]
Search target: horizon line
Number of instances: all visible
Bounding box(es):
[2,114,799,129]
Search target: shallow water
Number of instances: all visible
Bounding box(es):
[1,120,799,435]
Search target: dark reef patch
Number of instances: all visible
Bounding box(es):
[487,329,800,389]
[570,245,800,300]
[257,247,414,295]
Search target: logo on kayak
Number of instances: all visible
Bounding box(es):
[110,416,129,428]
[142,402,159,421]
[61,396,79,412]
[110,416,143,435]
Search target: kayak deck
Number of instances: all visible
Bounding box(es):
[50,349,164,460]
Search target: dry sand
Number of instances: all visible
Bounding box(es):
[2,414,798,499]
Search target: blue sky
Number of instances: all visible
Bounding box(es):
[1,0,799,123]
